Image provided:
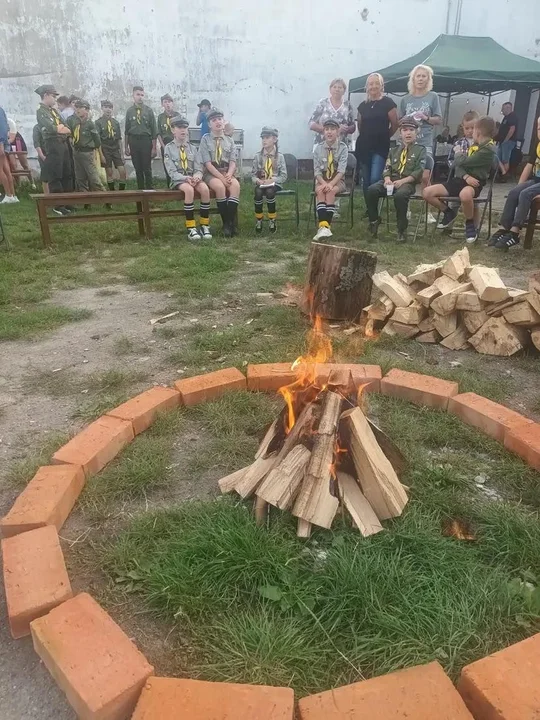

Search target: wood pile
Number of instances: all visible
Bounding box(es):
[364,248,540,356]
[218,378,408,538]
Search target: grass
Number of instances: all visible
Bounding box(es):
[0,305,91,340]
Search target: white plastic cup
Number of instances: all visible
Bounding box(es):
[386,184,394,196]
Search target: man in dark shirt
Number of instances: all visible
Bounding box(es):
[496,101,518,177]
[124,86,157,189]
[157,93,176,185]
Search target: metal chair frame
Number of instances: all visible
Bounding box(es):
[274,153,300,228]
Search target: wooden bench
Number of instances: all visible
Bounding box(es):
[30,190,220,248]
[524,195,540,249]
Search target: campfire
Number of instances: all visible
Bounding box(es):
[218,317,408,538]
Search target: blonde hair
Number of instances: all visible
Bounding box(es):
[329,78,347,92]
[365,73,384,92]
[407,64,434,94]
[463,110,480,123]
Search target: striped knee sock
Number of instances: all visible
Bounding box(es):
[326,204,336,225]
[317,202,329,228]
[216,198,228,223]
[267,198,276,220]
[199,202,210,226]
[184,203,195,229]
[255,198,264,220]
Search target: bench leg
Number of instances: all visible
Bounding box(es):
[142,197,152,240]
[524,207,538,250]
[36,200,52,248]
[136,201,145,238]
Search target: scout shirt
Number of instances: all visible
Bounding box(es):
[313,140,348,181]
[383,143,426,183]
[453,139,496,183]
[36,103,68,141]
[67,115,101,151]
[32,124,44,153]
[163,140,202,187]
[95,116,122,148]
[198,132,237,170]
[251,150,288,186]
[157,111,175,146]
[125,103,157,138]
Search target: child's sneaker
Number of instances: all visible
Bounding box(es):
[437,207,457,229]
[313,226,332,241]
[255,219,263,234]
[496,231,520,251]
[269,219,276,234]
[187,228,202,242]
[488,228,509,246]
[200,226,212,240]
[465,221,478,244]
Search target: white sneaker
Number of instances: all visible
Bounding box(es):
[318,226,333,239]
[187,228,202,241]
[427,212,437,224]
[1,195,18,204]
[200,226,212,240]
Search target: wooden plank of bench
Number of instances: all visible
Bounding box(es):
[46,212,144,224]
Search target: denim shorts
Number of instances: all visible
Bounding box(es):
[497,140,516,164]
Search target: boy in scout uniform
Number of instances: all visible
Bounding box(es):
[95,101,126,191]
[35,84,73,214]
[313,118,348,240]
[366,117,426,242]
[67,100,105,192]
[33,123,48,193]
[199,108,240,237]
[251,126,287,234]
[124,86,157,189]
[163,116,212,242]
[157,93,176,184]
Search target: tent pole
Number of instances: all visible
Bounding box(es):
[443,93,451,125]
[487,92,492,115]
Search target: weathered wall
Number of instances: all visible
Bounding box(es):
[0,0,539,158]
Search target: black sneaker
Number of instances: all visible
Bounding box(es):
[63,206,76,213]
[369,219,380,239]
[255,219,263,234]
[269,219,276,234]
[488,229,508,246]
[52,206,68,216]
[437,207,458,229]
[496,232,520,251]
[465,222,478,244]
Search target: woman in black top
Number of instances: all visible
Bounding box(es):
[355,73,398,201]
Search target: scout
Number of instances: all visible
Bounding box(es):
[33,123,48,193]
[124,85,157,189]
[67,100,105,192]
[35,84,73,215]
[198,108,240,237]
[157,93,176,183]
[251,126,287,234]
[312,118,348,240]
[95,101,126,191]
[163,116,212,242]
[366,117,426,242]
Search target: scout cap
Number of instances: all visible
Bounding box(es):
[74,99,90,110]
[35,84,59,97]
[171,115,189,128]
[161,93,173,103]
[101,100,113,108]
[207,108,224,121]
[197,99,211,108]
[260,126,278,137]
[323,118,340,128]
[399,116,419,129]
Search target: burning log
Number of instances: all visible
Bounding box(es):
[256,444,311,510]
[337,472,383,536]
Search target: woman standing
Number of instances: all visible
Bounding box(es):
[355,73,398,201]
[309,78,355,147]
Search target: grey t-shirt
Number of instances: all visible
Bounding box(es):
[399,91,442,151]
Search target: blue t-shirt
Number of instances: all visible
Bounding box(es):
[0,107,9,145]
[200,113,209,137]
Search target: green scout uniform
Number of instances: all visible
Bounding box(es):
[125,103,157,189]
[95,116,124,169]
[313,140,348,192]
[163,141,202,188]
[251,150,288,187]
[36,103,73,193]
[33,124,45,170]
[198,133,237,184]
[453,139,496,183]
[367,142,427,233]
[157,111,176,183]
[67,115,105,192]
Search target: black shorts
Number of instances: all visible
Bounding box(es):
[443,177,484,199]
[101,144,124,169]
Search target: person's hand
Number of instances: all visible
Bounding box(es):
[384,176,392,186]
[417,112,429,121]
[393,179,403,189]
[339,124,349,134]
[223,173,233,186]
[57,125,71,135]
[465,175,480,188]
[125,146,131,157]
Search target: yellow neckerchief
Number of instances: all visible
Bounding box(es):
[215,136,222,164]
[325,144,336,180]
[136,107,142,124]
[398,146,408,175]
[73,123,80,144]
[535,142,540,174]
[179,145,188,172]
[264,155,273,180]
[106,119,115,138]
[468,138,495,156]
[51,107,61,126]
[165,115,172,132]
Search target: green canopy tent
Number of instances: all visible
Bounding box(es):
[349,34,540,94]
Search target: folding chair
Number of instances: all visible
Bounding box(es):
[275,153,300,227]
[383,168,433,242]
[308,152,356,227]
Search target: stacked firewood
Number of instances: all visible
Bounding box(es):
[365,248,540,356]
[218,378,408,538]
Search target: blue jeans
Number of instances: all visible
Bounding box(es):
[497,140,516,164]
[499,178,540,229]
[359,153,386,198]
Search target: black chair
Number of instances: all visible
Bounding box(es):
[275,153,300,227]
[308,152,356,227]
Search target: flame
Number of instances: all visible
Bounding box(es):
[364,319,380,340]
[442,518,475,541]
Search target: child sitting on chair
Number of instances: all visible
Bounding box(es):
[251,126,287,235]
[424,115,496,244]
[163,116,212,242]
[366,117,426,243]
[313,118,348,240]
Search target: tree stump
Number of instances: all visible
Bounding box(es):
[303,242,377,320]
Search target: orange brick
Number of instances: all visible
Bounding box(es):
[132,676,294,720]
[458,634,540,719]
[174,367,246,406]
[315,363,382,392]
[2,526,72,638]
[1,464,85,538]
[52,415,134,478]
[106,386,180,435]
[298,662,473,720]
[31,592,153,720]
[247,363,297,392]
[504,423,540,471]
[448,393,534,443]
[381,368,459,410]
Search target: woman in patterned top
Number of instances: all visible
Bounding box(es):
[309,79,355,148]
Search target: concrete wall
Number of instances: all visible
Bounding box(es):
[1,0,539,159]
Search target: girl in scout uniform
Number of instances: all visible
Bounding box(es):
[251,126,287,234]
[313,118,349,240]
[163,116,212,242]
[198,108,240,237]
[95,101,126,192]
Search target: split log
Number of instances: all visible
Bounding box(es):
[433,275,461,294]
[219,466,250,494]
[368,295,394,320]
[469,266,509,302]
[486,289,530,316]
[463,310,490,335]
[502,301,540,327]
[433,312,458,338]
[528,290,540,316]
[531,327,540,351]
[303,242,377,320]
[456,291,486,312]
[337,472,383,536]
[407,262,443,286]
[441,247,470,281]
[382,321,420,339]
[254,496,269,526]
[416,329,441,343]
[255,419,281,459]
[440,324,470,350]
[391,301,427,325]
[256,445,311,510]
[297,519,312,538]
[416,285,442,307]
[468,317,528,356]
[529,271,540,295]
[430,282,472,316]
[342,407,408,520]
[233,455,278,499]
[418,315,436,332]
[372,271,414,307]
[366,418,407,477]
[293,391,342,528]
